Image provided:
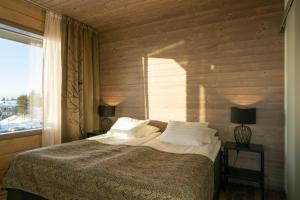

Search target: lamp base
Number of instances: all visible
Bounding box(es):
[234,125,252,146]
[101,118,112,132]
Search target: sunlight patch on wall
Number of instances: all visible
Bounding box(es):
[142,57,149,119]
[147,57,186,121]
[148,41,185,57]
[199,85,206,122]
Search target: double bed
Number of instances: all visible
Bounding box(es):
[2,120,222,200]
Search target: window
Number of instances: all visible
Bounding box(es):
[0,24,43,134]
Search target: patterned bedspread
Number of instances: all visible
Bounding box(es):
[2,139,214,200]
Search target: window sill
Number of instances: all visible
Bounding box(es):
[0,128,42,140]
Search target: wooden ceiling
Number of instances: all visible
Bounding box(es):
[31,0,216,32]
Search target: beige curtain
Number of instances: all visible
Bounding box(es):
[42,11,62,146]
[61,16,100,142]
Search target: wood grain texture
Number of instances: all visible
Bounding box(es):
[31,0,216,33]
[0,0,45,34]
[98,0,284,190]
[0,132,41,184]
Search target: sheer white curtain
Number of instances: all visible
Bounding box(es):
[42,11,62,146]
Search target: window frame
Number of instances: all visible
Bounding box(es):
[0,23,44,137]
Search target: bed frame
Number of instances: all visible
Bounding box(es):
[213,151,222,200]
[6,121,222,200]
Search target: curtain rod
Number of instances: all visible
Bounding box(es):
[280,0,294,33]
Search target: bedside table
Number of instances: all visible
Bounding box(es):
[224,141,264,199]
[86,130,106,138]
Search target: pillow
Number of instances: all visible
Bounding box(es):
[108,129,137,139]
[108,117,150,139]
[135,125,160,137]
[109,125,160,139]
[160,120,217,146]
[110,117,149,131]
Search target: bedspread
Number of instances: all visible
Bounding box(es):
[2,139,214,200]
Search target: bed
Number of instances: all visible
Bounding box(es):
[2,120,222,200]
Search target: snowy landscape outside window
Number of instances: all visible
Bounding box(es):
[0,24,43,135]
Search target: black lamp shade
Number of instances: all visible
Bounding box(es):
[98,105,115,117]
[231,107,256,124]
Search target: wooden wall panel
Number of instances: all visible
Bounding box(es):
[0,1,44,195]
[99,0,284,190]
[0,0,45,34]
[32,0,224,32]
[0,133,42,184]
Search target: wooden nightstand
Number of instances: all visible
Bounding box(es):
[224,141,264,199]
[86,130,106,138]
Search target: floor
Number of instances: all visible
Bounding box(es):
[0,184,286,200]
[219,183,286,200]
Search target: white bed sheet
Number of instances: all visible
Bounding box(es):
[142,136,221,162]
[87,131,220,162]
[87,131,161,146]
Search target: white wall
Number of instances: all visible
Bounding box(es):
[285,0,300,199]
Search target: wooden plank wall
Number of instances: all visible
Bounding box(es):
[99,0,284,190]
[0,133,42,182]
[0,0,45,34]
[0,0,44,182]
[0,133,41,200]
[0,1,44,198]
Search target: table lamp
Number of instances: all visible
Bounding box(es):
[98,105,115,132]
[231,107,256,146]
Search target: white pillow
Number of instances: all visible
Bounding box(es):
[110,117,149,131]
[108,117,150,139]
[160,121,217,146]
[109,125,160,139]
[108,129,138,139]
